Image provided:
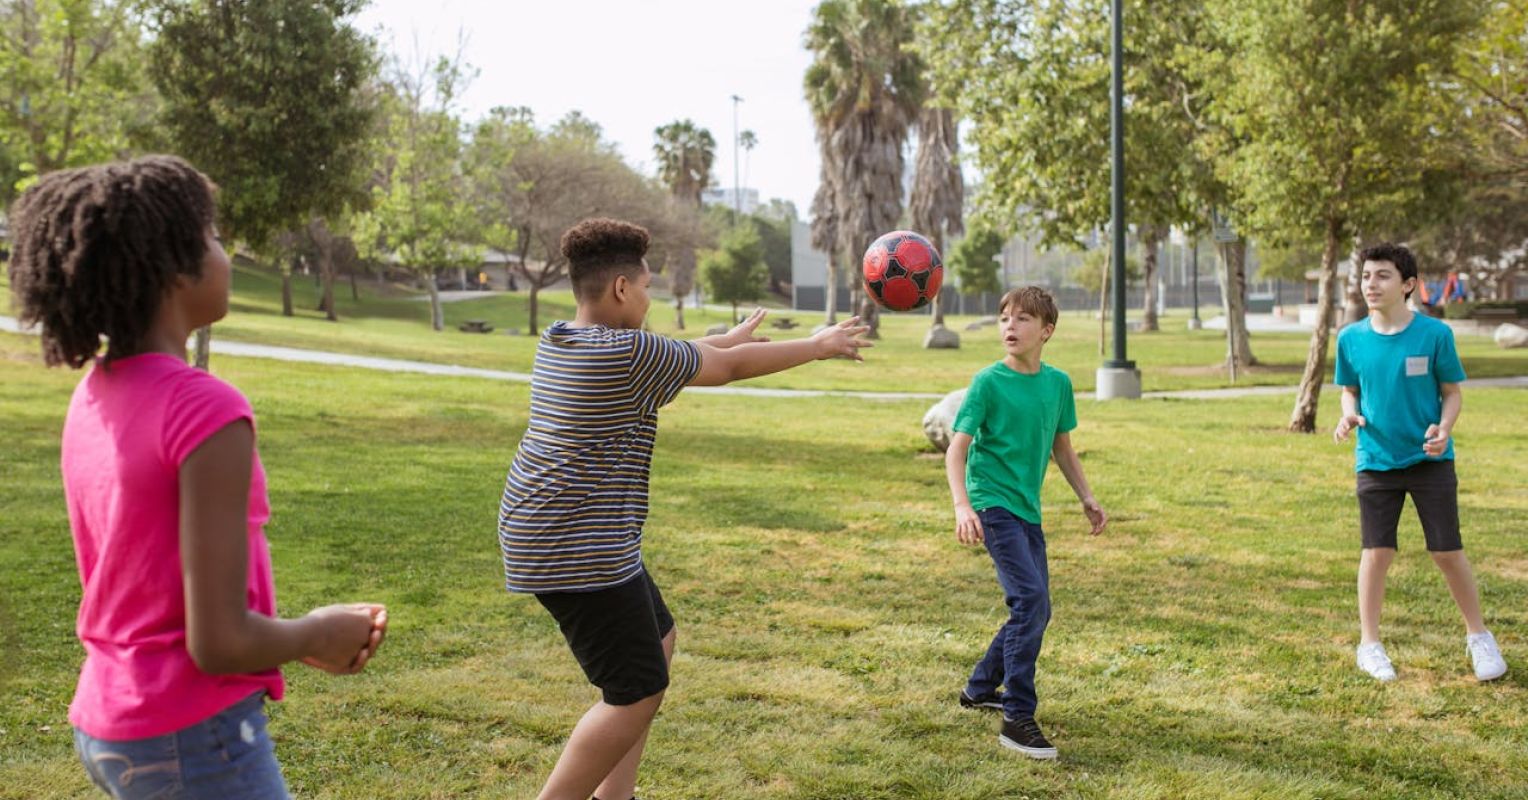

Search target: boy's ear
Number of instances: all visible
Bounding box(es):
[1042,323,1056,342]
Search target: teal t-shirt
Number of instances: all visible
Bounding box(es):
[951,361,1077,525]
[1333,314,1466,473]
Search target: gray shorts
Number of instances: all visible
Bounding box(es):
[1356,459,1462,552]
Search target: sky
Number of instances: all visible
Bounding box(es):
[355,0,823,215]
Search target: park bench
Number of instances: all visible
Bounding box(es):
[459,319,494,334]
[770,316,799,330]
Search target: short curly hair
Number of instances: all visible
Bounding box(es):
[7,155,217,368]
[561,217,649,301]
[1358,242,1418,299]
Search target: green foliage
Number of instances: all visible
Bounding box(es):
[0,0,158,203]
[947,226,1006,295]
[920,0,1211,246]
[1072,248,1143,294]
[1256,241,1322,282]
[652,119,715,204]
[701,224,767,317]
[149,0,379,254]
[351,55,480,274]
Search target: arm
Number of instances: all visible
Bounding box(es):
[688,316,870,386]
[945,432,984,545]
[1423,382,1462,456]
[180,421,385,675]
[1332,385,1365,444]
[1051,432,1106,535]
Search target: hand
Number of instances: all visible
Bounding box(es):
[300,603,386,675]
[810,316,873,361]
[1422,423,1450,457]
[718,307,771,348]
[1082,496,1107,535]
[1332,414,1366,443]
[954,504,984,546]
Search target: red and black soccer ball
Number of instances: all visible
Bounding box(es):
[862,230,943,312]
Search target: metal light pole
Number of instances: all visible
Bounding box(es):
[1097,0,1141,399]
[731,94,744,218]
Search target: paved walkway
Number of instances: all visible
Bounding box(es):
[4,316,1523,401]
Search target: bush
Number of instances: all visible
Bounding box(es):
[1439,301,1528,320]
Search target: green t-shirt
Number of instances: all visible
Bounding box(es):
[951,361,1077,525]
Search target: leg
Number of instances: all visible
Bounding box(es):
[966,625,1006,698]
[1430,551,1486,635]
[538,693,664,800]
[1358,547,1396,644]
[593,627,676,800]
[1355,470,1404,644]
[977,508,1050,721]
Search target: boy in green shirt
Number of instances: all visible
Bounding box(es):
[945,286,1108,760]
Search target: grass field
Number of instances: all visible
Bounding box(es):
[2,325,1525,799]
[8,264,1521,395]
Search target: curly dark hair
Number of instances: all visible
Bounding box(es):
[1358,242,1418,298]
[561,217,649,301]
[6,155,216,368]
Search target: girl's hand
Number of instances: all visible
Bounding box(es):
[300,603,384,675]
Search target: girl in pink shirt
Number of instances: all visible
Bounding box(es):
[8,156,388,799]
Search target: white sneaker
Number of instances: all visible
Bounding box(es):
[1467,632,1508,681]
[1356,642,1396,681]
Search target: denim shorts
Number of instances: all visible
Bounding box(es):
[73,691,290,799]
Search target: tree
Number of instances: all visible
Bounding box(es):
[947,225,1006,297]
[908,104,964,332]
[352,51,478,332]
[652,119,714,329]
[0,0,158,205]
[804,0,924,337]
[921,0,1210,334]
[1196,0,1482,432]
[701,223,767,322]
[150,0,378,361]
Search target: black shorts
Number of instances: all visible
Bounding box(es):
[1356,460,1462,552]
[536,568,674,705]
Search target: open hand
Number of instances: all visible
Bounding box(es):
[719,308,771,348]
[811,316,873,361]
[1333,414,1366,444]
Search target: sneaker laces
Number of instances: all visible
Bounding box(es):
[1468,635,1499,661]
[1014,717,1044,739]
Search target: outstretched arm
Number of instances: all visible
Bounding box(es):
[1052,432,1106,535]
[688,316,871,386]
[696,307,770,349]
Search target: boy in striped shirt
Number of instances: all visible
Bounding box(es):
[501,218,870,800]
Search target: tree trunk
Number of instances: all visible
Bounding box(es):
[1340,235,1367,327]
[1141,226,1161,331]
[427,278,443,331]
[1290,218,1346,432]
[674,295,686,330]
[350,270,360,301]
[281,261,294,318]
[931,292,945,327]
[1099,253,1110,357]
[732,302,739,324]
[316,231,337,322]
[528,283,540,335]
[1216,239,1256,373]
[823,258,839,325]
[193,326,211,370]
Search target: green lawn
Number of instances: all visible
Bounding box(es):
[8,263,1521,394]
[2,330,1524,799]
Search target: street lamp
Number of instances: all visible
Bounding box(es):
[731,94,744,218]
[1097,0,1141,399]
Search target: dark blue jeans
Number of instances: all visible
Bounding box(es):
[965,507,1051,720]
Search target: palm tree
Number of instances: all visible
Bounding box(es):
[739,129,758,191]
[804,0,924,337]
[653,119,715,329]
[908,104,963,335]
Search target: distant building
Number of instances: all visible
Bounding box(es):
[701,187,760,216]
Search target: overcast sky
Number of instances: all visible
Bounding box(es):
[355,0,823,214]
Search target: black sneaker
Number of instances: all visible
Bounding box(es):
[999,716,1057,760]
[959,688,1004,711]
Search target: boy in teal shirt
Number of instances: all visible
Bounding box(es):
[1333,243,1507,683]
[944,286,1108,759]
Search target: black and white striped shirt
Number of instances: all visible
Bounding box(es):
[499,322,701,593]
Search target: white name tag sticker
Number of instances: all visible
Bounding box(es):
[1405,356,1429,377]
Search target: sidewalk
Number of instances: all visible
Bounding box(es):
[4,315,1523,401]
